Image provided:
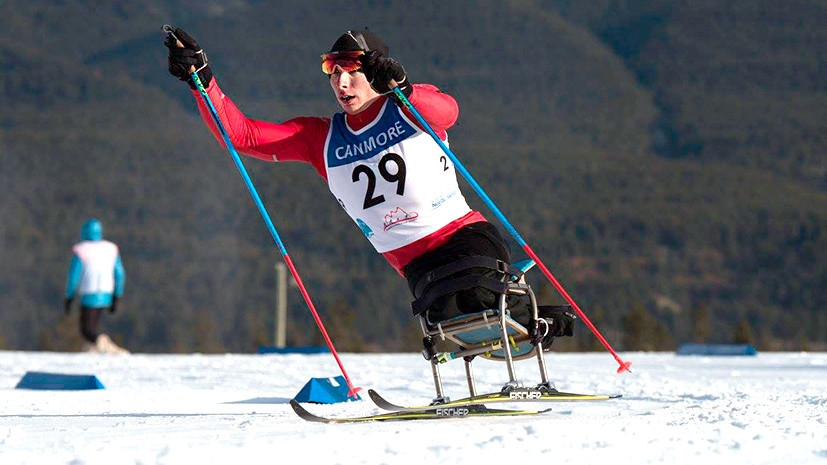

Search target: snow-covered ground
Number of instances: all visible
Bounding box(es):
[1,350,825,465]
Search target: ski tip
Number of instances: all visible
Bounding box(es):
[289,399,313,417]
[289,399,334,423]
[367,389,391,402]
[367,389,401,411]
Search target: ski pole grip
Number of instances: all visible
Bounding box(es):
[163,24,202,75]
[163,24,185,48]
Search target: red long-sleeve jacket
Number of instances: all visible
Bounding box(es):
[191,80,486,276]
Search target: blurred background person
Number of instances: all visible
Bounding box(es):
[64,218,128,354]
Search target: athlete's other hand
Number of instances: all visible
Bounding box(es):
[360,51,411,98]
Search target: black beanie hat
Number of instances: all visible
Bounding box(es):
[328,29,389,56]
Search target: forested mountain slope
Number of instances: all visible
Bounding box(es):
[1,0,823,352]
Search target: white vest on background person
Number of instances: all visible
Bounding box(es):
[72,240,119,295]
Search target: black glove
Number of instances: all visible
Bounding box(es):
[532,305,576,348]
[359,51,412,98]
[164,26,213,90]
[109,297,119,314]
[542,305,577,337]
[64,298,73,316]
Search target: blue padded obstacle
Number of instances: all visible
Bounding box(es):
[15,371,105,390]
[676,343,758,356]
[257,346,329,354]
[293,375,360,404]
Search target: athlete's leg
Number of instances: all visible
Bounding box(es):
[79,308,102,343]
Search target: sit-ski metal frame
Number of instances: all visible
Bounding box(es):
[418,261,553,404]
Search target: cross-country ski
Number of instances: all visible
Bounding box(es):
[289,399,552,424]
[367,388,621,412]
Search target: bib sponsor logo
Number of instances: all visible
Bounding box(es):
[431,190,458,209]
[383,207,418,231]
[356,219,374,238]
[332,121,409,164]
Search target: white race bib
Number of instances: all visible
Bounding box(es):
[324,101,471,252]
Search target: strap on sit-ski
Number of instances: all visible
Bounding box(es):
[410,256,524,316]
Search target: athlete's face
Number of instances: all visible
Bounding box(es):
[329,67,381,115]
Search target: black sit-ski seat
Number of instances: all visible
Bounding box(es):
[412,257,554,404]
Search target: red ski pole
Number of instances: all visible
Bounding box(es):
[164,25,363,398]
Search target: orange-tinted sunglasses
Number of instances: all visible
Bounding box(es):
[321,50,365,75]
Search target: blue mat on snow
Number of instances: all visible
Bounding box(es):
[15,371,105,390]
[293,375,360,404]
[676,343,758,356]
[258,346,329,354]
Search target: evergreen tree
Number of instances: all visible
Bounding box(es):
[622,304,650,350]
[691,303,711,343]
[733,318,754,345]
